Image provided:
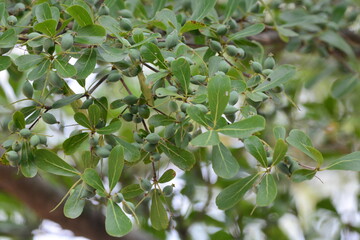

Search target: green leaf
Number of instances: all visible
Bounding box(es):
[171,58,190,95]
[97,118,122,135]
[244,136,267,168]
[98,15,128,44]
[0,56,11,71]
[64,184,86,219]
[331,75,358,99]
[158,169,176,183]
[216,174,259,210]
[52,94,83,109]
[217,115,265,138]
[34,19,57,37]
[66,5,93,27]
[186,106,212,127]
[320,31,354,58]
[191,0,217,21]
[228,23,265,41]
[13,111,26,129]
[254,65,296,92]
[105,200,132,237]
[148,114,176,127]
[82,168,106,193]
[97,44,127,62]
[75,25,106,45]
[151,189,169,230]
[180,21,206,34]
[28,59,51,81]
[286,129,323,164]
[272,139,288,166]
[20,142,37,178]
[224,0,240,22]
[291,169,316,182]
[35,3,52,22]
[190,131,220,147]
[140,43,167,69]
[159,141,195,171]
[326,152,360,171]
[74,112,92,129]
[208,74,231,125]
[273,126,286,140]
[14,55,45,71]
[54,59,77,78]
[256,174,277,206]
[151,0,167,17]
[75,48,97,79]
[120,184,144,200]
[110,136,141,162]
[88,104,100,127]
[146,70,169,85]
[211,143,240,179]
[108,146,124,191]
[34,149,80,177]
[154,9,179,32]
[0,29,17,48]
[63,133,89,155]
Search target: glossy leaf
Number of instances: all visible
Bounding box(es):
[148,114,176,127]
[0,29,17,48]
[14,55,45,71]
[20,142,37,178]
[208,74,231,124]
[186,106,212,127]
[74,112,92,129]
[88,104,101,127]
[66,5,93,27]
[34,149,80,177]
[140,43,167,69]
[110,136,141,162]
[35,2,52,22]
[151,189,169,230]
[82,168,106,193]
[190,131,220,147]
[217,115,265,138]
[75,25,106,45]
[331,75,358,99]
[211,143,240,179]
[54,59,77,78]
[97,44,127,62]
[13,111,26,129]
[273,126,286,140]
[272,139,288,166]
[171,58,190,95]
[256,174,277,206]
[180,21,206,34]
[108,146,124,191]
[63,133,89,155]
[216,174,259,210]
[28,59,51,81]
[105,200,132,237]
[159,141,196,171]
[120,184,144,200]
[34,19,57,36]
[228,24,265,41]
[158,169,176,183]
[244,136,268,168]
[75,48,97,79]
[97,118,122,135]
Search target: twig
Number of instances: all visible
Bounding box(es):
[142,62,159,73]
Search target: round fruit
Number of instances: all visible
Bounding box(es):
[81,98,93,109]
[89,136,98,146]
[12,141,22,151]
[163,185,173,197]
[225,45,238,57]
[180,103,190,113]
[176,112,186,121]
[6,151,19,165]
[39,135,47,145]
[22,81,33,99]
[165,57,175,65]
[218,60,230,73]
[14,3,26,13]
[122,65,141,77]
[164,124,176,139]
[30,135,40,147]
[138,105,150,119]
[168,101,178,112]
[19,128,31,138]
[143,142,157,152]
[237,48,246,58]
[7,16,17,25]
[129,49,140,62]
[140,178,152,192]
[264,55,276,69]
[209,40,222,52]
[228,18,238,31]
[42,113,58,124]
[61,33,74,51]
[104,144,113,151]
[129,105,138,114]
[96,147,111,158]
[225,113,236,123]
[132,114,142,123]
[2,139,14,149]
[122,113,133,122]
[165,30,179,49]
[145,133,160,144]
[262,69,273,76]
[216,25,228,35]
[111,193,124,203]
[251,61,263,73]
[150,152,161,162]
[123,95,138,105]
[107,72,121,82]
[229,91,239,105]
[120,18,132,31]
[43,38,54,53]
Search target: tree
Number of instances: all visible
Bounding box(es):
[0,0,360,239]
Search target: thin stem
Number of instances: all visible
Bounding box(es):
[142,62,159,73]
[119,78,132,95]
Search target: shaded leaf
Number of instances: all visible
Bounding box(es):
[0,29,17,48]
[120,184,144,200]
[66,5,93,27]
[211,143,240,179]
[159,141,195,171]
[229,23,265,41]
[171,58,190,95]
[140,43,167,69]
[256,174,277,206]
[158,169,176,183]
[64,184,86,219]
[82,168,106,193]
[190,131,220,147]
[148,114,176,127]
[105,200,132,237]
[217,115,265,138]
[291,169,317,182]
[151,189,169,230]
[63,133,89,155]
[108,146,124,191]
[191,0,217,21]
[54,59,77,78]
[0,56,11,71]
[34,19,57,36]
[254,65,296,92]
[208,74,231,124]
[75,48,97,79]
[97,118,122,135]
[52,94,83,109]
[272,139,288,166]
[244,136,268,168]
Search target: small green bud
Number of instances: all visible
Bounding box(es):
[129,49,140,62]
[218,60,230,73]
[262,69,273,76]
[12,141,22,152]
[30,135,40,147]
[7,16,17,26]
[104,144,113,151]
[96,147,111,158]
[19,128,31,138]
[129,105,139,114]
[176,112,186,121]
[224,105,238,115]
[225,45,238,57]
[89,136,98,147]
[42,113,58,124]
[133,132,144,144]
[22,81,33,99]
[6,151,19,164]
[143,142,157,152]
[209,40,222,52]
[150,152,161,162]
[14,3,26,13]
[122,113,133,122]
[195,104,208,113]
[164,124,176,139]
[132,114,142,123]
[163,185,173,197]
[98,4,109,16]
[180,103,190,113]
[228,18,238,31]
[165,57,175,65]
[264,55,276,69]
[216,25,228,36]
[140,178,152,192]
[39,135,47,145]
[251,61,262,73]
[145,133,161,144]
[120,18,132,31]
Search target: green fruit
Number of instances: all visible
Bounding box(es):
[107,72,121,82]
[7,16,17,26]
[146,133,160,144]
[224,105,238,115]
[132,114,143,123]
[39,135,47,145]
[22,81,33,99]
[180,103,190,113]
[225,45,238,57]
[195,104,208,113]
[190,75,206,85]
[228,18,238,31]
[2,140,14,149]
[120,18,132,31]
[14,3,26,13]
[150,152,161,162]
[262,69,273,76]
[264,56,276,69]
[176,112,186,121]
[209,40,222,52]
[140,179,152,191]
[30,135,40,147]
[104,144,113,151]
[143,142,157,152]
[185,123,194,132]
[123,202,135,214]
[251,61,263,73]
[19,128,31,138]
[165,30,179,49]
[216,25,228,35]
[168,101,178,112]
[111,193,124,203]
[42,113,58,124]
[229,91,239,105]
[138,105,150,119]
[61,33,74,51]
[12,141,22,151]
[164,124,176,139]
[96,147,111,158]
[237,48,246,58]
[123,95,138,105]
[122,113,133,122]
[129,105,139,114]
[6,151,19,163]
[118,9,133,18]
[163,185,173,197]
[134,132,144,143]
